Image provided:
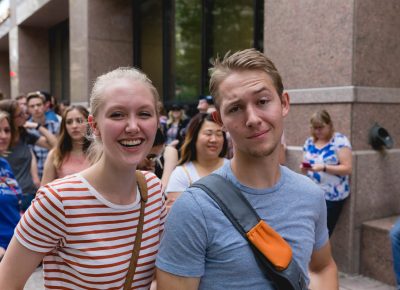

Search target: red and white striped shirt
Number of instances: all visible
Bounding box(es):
[15,171,167,290]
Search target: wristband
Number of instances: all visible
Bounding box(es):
[36,123,41,130]
[323,164,327,172]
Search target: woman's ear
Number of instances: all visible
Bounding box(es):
[88,115,100,137]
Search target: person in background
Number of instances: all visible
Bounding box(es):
[156,49,337,289]
[40,91,61,123]
[165,103,189,148]
[41,105,91,185]
[165,112,228,209]
[0,67,166,289]
[390,219,400,290]
[26,92,59,179]
[15,95,28,118]
[197,96,209,113]
[0,99,56,212]
[137,128,178,189]
[301,109,352,237]
[54,100,70,118]
[0,111,22,261]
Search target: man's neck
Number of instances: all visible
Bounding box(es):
[230,149,281,189]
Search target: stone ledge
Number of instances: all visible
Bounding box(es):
[361,215,399,286]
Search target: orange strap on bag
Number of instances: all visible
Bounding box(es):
[247,220,292,271]
[191,174,307,290]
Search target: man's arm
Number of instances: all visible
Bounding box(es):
[156,268,200,290]
[308,241,338,290]
[24,121,57,149]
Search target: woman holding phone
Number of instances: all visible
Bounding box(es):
[301,110,352,237]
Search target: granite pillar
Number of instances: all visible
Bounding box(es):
[0,51,10,98]
[266,0,400,274]
[69,0,133,105]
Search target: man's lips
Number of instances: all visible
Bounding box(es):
[247,129,269,139]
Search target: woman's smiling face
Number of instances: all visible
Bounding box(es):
[90,78,158,169]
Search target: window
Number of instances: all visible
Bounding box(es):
[49,19,70,103]
[134,0,263,104]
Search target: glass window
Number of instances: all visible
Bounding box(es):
[49,20,69,102]
[174,0,201,102]
[135,0,263,104]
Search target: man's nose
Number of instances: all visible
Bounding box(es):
[245,106,261,127]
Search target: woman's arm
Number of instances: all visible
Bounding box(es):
[0,236,46,290]
[41,150,57,186]
[30,151,40,188]
[161,145,178,189]
[311,147,352,176]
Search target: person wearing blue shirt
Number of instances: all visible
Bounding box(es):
[156,49,338,290]
[301,110,352,237]
[0,111,22,260]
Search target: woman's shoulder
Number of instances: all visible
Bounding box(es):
[332,132,351,148]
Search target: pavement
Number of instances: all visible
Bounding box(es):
[24,267,396,290]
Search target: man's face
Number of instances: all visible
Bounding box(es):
[27,97,45,119]
[218,70,289,159]
[197,99,208,113]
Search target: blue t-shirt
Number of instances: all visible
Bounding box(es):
[156,162,328,289]
[303,132,351,201]
[0,157,22,249]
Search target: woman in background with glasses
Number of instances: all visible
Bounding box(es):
[301,110,352,237]
[41,105,91,185]
[165,113,228,209]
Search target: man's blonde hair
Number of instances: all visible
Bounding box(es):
[209,48,284,110]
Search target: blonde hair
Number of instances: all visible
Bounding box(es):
[310,110,334,141]
[209,48,284,110]
[87,67,160,163]
[0,110,11,156]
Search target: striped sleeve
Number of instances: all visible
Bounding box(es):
[15,184,67,253]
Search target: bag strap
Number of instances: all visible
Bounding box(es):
[191,174,307,290]
[182,164,193,186]
[123,171,148,290]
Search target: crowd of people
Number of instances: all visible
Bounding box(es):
[0,49,359,289]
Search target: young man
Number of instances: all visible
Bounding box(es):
[26,92,59,179]
[156,49,338,289]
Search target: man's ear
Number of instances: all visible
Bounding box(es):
[88,115,100,137]
[281,92,290,117]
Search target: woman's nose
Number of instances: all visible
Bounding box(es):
[125,117,140,133]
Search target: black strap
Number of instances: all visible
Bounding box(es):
[191,174,307,290]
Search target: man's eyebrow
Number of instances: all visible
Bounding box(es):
[253,86,271,94]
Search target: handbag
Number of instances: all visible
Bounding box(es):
[191,173,307,290]
[123,171,148,290]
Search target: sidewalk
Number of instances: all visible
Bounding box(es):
[25,268,396,290]
[339,272,396,290]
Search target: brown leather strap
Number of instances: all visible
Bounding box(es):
[123,171,148,290]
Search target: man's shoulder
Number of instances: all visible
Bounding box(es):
[281,166,323,195]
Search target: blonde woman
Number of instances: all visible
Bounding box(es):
[0,68,166,289]
[301,110,352,236]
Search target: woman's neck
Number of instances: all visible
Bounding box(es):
[193,157,224,177]
[81,157,137,205]
[71,140,84,153]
